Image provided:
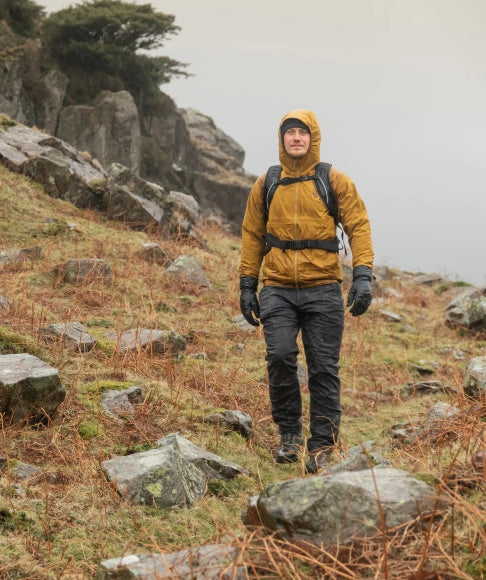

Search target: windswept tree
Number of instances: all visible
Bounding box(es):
[42,0,188,104]
[0,0,45,37]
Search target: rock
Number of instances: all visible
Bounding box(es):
[0,246,42,266]
[100,387,143,423]
[0,458,41,480]
[392,402,461,446]
[0,353,66,423]
[400,380,454,397]
[96,544,247,580]
[157,433,248,480]
[380,310,403,322]
[57,90,141,173]
[234,314,256,332]
[408,363,436,376]
[446,287,486,330]
[244,468,446,544]
[180,108,245,170]
[105,182,164,231]
[0,297,10,314]
[169,190,200,223]
[0,124,106,209]
[57,258,112,285]
[31,69,69,135]
[166,255,211,288]
[464,356,486,397]
[328,441,390,473]
[414,273,444,286]
[139,243,171,266]
[101,447,207,508]
[204,410,253,439]
[40,322,96,353]
[104,329,186,355]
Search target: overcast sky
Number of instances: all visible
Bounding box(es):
[40,0,486,285]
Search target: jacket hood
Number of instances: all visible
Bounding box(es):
[278,109,321,175]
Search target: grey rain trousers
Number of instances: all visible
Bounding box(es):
[259,283,344,452]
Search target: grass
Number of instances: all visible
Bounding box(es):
[0,164,485,578]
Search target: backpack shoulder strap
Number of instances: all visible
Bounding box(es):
[263,165,282,221]
[314,162,338,222]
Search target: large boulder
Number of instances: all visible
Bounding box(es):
[446,287,486,330]
[0,353,66,422]
[464,356,486,397]
[244,468,447,545]
[57,91,141,173]
[101,447,207,508]
[180,108,246,171]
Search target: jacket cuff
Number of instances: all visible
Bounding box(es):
[240,276,259,291]
[353,266,373,281]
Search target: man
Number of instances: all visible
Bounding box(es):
[239,110,373,474]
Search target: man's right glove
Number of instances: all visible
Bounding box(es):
[346,265,373,316]
[240,276,260,327]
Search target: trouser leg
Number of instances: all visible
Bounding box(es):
[300,284,344,451]
[260,287,302,435]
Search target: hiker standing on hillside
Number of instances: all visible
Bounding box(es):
[239,110,374,473]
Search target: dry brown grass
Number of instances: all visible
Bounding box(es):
[0,165,485,578]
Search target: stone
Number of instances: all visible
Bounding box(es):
[204,410,253,439]
[464,356,486,397]
[446,287,486,330]
[57,258,112,285]
[380,310,403,323]
[101,447,207,508]
[0,353,66,422]
[166,255,211,288]
[57,90,141,173]
[96,544,247,580]
[101,387,143,423]
[104,329,186,355]
[139,243,171,266]
[0,124,106,209]
[157,433,248,480]
[329,441,390,473]
[40,322,96,353]
[414,273,444,285]
[244,468,447,545]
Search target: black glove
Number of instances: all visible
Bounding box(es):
[346,266,373,316]
[240,276,260,327]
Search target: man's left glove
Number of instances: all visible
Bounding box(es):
[346,266,373,317]
[240,276,260,327]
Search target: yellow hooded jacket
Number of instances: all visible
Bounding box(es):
[239,110,374,287]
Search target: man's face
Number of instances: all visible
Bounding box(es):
[283,127,311,158]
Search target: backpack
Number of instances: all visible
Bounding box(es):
[262,162,345,254]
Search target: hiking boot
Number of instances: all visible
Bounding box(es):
[276,433,304,464]
[305,450,330,474]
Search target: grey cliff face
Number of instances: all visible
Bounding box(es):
[0,29,255,228]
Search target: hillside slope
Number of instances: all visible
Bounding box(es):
[0,164,485,578]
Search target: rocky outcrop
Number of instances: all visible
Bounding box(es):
[57,90,141,173]
[0,123,206,245]
[0,26,255,228]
